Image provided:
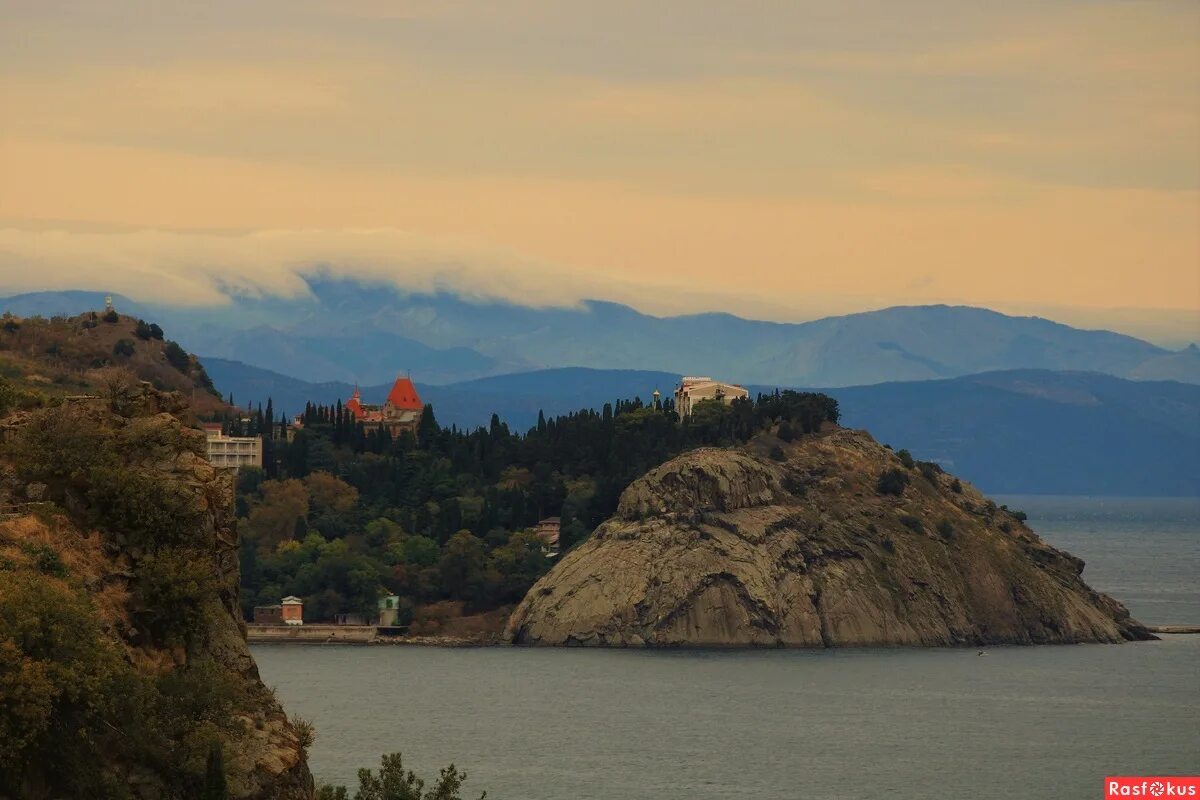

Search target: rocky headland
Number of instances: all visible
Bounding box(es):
[507,428,1153,647]
[0,381,312,798]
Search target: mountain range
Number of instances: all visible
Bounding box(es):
[4,282,1197,495]
[2,280,1196,388]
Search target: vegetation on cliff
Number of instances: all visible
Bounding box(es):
[235,390,839,623]
[0,375,311,799]
[0,311,225,415]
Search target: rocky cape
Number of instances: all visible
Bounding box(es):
[507,428,1153,647]
[0,383,312,798]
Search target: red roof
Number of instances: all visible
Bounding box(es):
[346,387,364,418]
[385,376,423,411]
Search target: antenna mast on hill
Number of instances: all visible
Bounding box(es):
[104,295,114,313]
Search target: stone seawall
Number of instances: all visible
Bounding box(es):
[247,624,379,644]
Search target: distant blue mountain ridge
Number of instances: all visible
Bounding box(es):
[1,279,1196,388]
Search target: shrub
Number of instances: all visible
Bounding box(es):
[101,310,119,324]
[896,449,915,469]
[112,339,135,358]
[768,444,787,461]
[936,519,955,540]
[876,468,909,496]
[320,752,485,800]
[917,461,941,481]
[19,542,66,577]
[881,537,895,553]
[292,716,316,752]
[134,320,164,341]
[1001,505,1028,522]
[131,549,217,646]
[898,514,923,533]
[776,422,795,443]
[950,478,963,494]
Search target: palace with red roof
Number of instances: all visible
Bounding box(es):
[346,375,424,436]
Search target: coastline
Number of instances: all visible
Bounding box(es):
[245,623,502,647]
[246,625,1200,647]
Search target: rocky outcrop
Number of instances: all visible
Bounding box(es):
[0,386,313,798]
[507,429,1153,647]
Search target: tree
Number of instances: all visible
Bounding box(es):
[242,479,310,550]
[112,339,135,358]
[163,340,190,373]
[438,532,489,604]
[201,742,228,800]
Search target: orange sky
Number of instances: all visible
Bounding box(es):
[1,1,1197,341]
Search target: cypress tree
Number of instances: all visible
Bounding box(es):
[200,742,227,800]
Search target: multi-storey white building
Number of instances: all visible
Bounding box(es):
[202,423,262,471]
[674,376,750,418]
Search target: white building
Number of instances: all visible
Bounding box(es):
[202,423,263,471]
[674,376,750,418]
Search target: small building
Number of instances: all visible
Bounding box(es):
[534,517,561,557]
[253,604,283,625]
[674,376,750,418]
[202,423,263,471]
[377,595,401,627]
[346,376,424,437]
[334,612,368,626]
[281,596,304,626]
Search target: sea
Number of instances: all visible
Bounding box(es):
[253,496,1200,799]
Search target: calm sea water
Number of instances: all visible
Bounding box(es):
[254,497,1200,799]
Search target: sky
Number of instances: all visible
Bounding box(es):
[1,1,1198,344]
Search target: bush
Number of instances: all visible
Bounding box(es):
[896,449,915,469]
[134,320,164,341]
[292,717,316,752]
[319,752,486,800]
[112,339,135,358]
[768,444,787,461]
[1001,505,1028,522]
[101,310,119,324]
[917,461,942,481]
[936,519,955,540]
[950,478,963,494]
[876,468,909,496]
[19,542,66,577]
[776,422,795,443]
[132,549,217,646]
[899,514,923,533]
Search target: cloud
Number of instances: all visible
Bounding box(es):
[0,227,626,308]
[0,0,1197,340]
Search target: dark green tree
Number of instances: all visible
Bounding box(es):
[200,741,228,800]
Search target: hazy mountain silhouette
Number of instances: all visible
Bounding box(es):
[1,279,1196,387]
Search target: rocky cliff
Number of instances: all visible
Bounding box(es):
[507,428,1153,647]
[0,380,312,798]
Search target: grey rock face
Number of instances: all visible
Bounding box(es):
[507,430,1152,648]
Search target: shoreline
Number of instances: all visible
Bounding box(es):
[247,624,1200,647]
[245,623,501,647]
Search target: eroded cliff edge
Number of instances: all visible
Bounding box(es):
[507,428,1153,647]
[0,384,312,798]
